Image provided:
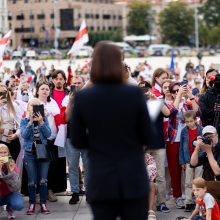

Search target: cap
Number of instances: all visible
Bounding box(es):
[202,126,217,136]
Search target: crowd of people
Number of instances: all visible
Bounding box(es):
[0,42,220,220]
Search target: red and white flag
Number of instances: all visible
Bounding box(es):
[68,20,89,55]
[0,30,12,68]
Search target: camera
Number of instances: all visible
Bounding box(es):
[200,136,212,145]
[0,156,12,164]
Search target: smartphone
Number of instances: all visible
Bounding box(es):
[33,104,45,118]
[180,80,188,86]
[70,85,76,94]
[0,156,12,164]
[0,91,7,99]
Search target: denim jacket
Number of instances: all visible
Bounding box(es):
[179,124,203,165]
[20,117,51,152]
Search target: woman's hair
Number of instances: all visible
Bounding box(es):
[90,42,124,84]
[26,98,41,117]
[35,81,51,102]
[0,83,16,118]
[184,110,196,120]
[192,177,206,188]
[169,81,180,93]
[0,144,10,156]
[151,68,168,86]
[201,68,217,94]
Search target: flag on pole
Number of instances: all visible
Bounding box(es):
[68,20,89,55]
[0,30,12,68]
[169,51,174,73]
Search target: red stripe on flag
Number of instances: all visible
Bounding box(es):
[75,28,88,42]
[0,61,2,67]
[0,37,9,45]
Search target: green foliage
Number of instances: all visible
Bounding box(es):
[158,2,194,46]
[88,29,123,46]
[127,0,151,35]
[199,0,220,28]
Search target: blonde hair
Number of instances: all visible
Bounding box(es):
[192,177,206,188]
[26,98,41,117]
[0,144,10,156]
[0,83,16,125]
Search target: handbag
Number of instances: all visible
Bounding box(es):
[1,171,21,192]
[46,140,59,162]
[35,143,49,160]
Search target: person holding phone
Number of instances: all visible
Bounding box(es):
[0,83,20,162]
[166,81,199,209]
[0,144,24,219]
[20,98,51,215]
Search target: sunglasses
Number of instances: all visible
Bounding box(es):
[171,89,179,94]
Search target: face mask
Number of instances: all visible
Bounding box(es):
[22,94,29,102]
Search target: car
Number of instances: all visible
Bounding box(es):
[179,46,192,56]
[148,44,172,56]
[152,50,163,56]
[38,51,50,60]
[26,50,38,59]
[76,46,93,58]
[11,50,23,59]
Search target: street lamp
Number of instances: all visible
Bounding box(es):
[52,0,58,50]
[194,4,199,52]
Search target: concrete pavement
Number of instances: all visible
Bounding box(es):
[0,195,189,220]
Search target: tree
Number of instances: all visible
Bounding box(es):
[127,0,151,35]
[158,2,194,46]
[199,0,220,28]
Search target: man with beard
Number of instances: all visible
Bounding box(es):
[61,75,88,204]
[47,70,68,202]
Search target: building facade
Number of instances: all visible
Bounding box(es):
[8,0,124,49]
[0,0,9,37]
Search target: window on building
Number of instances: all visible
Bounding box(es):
[118,15,122,20]
[78,13,81,18]
[37,14,45,19]
[108,26,112,31]
[16,14,25,20]
[30,14,34,19]
[13,0,16,3]
[50,13,54,19]
[8,15,12,20]
[103,14,110,19]
[96,14,99,19]
[85,14,90,19]
[60,9,74,30]
[24,0,28,3]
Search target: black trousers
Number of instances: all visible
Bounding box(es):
[47,139,67,193]
[90,197,149,220]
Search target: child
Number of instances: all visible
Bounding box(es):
[185,177,220,220]
[145,152,157,220]
[0,144,24,219]
[179,110,203,212]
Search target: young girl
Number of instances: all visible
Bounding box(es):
[20,98,51,215]
[0,144,24,219]
[145,152,157,220]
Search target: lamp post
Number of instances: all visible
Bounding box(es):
[52,0,58,50]
[194,4,199,52]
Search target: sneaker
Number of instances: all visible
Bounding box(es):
[185,204,195,212]
[40,204,50,214]
[6,206,15,219]
[47,190,58,202]
[148,210,156,220]
[175,197,185,209]
[26,204,35,215]
[69,193,79,205]
[156,203,170,213]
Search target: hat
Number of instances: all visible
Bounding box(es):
[202,126,217,136]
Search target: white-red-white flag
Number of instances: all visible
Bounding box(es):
[68,20,89,55]
[0,31,12,68]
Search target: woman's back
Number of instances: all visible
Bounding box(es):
[71,83,154,201]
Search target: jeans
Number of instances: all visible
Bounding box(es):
[24,151,50,204]
[0,192,24,211]
[146,148,166,205]
[66,138,89,193]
